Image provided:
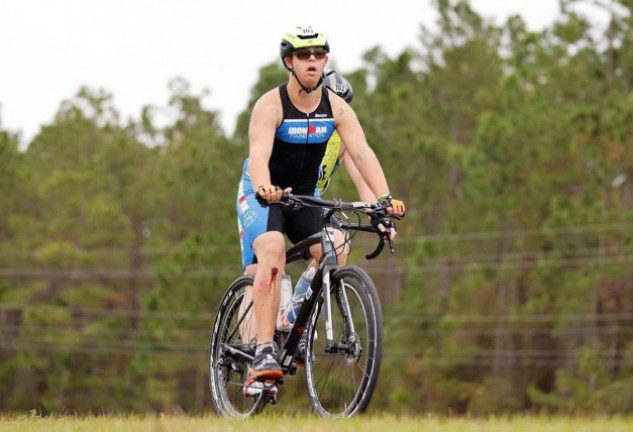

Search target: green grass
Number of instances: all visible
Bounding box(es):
[1,413,633,432]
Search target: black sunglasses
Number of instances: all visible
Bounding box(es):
[293,47,328,61]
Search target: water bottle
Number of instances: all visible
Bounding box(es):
[276,274,293,330]
[284,266,316,327]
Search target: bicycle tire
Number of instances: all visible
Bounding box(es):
[304,265,383,417]
[208,275,267,417]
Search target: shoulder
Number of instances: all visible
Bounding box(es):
[254,87,282,109]
[251,88,283,126]
[328,91,357,125]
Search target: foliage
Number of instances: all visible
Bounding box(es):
[2,0,633,416]
[2,414,632,432]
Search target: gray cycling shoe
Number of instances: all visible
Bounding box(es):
[249,345,283,380]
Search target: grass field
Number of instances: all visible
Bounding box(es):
[1,413,633,432]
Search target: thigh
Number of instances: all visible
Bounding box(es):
[284,206,323,245]
[237,179,285,269]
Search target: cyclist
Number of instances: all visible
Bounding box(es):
[237,70,372,394]
[276,70,377,327]
[235,25,405,393]
[239,70,372,352]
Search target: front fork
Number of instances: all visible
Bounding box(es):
[318,227,356,353]
[321,270,356,353]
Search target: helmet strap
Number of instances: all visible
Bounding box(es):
[291,70,323,94]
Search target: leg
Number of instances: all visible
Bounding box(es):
[245,231,285,381]
[238,264,258,347]
[235,177,285,384]
[251,231,286,345]
[308,228,349,266]
[209,276,265,416]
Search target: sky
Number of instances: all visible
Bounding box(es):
[0,0,567,145]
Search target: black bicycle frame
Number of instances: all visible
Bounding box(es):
[223,194,389,374]
[277,223,340,371]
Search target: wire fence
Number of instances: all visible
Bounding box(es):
[1,221,632,278]
[1,220,632,370]
[2,303,632,367]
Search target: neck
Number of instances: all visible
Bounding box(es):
[287,79,321,112]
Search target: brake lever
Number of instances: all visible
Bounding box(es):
[387,233,395,253]
[365,237,385,260]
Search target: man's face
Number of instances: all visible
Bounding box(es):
[287,46,328,84]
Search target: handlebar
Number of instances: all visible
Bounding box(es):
[260,193,401,260]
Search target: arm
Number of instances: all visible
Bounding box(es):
[331,96,390,199]
[341,144,400,239]
[248,90,285,202]
[340,150,375,202]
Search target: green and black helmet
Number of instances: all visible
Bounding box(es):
[280,25,330,69]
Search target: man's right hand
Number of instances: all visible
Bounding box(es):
[257,184,282,203]
[256,185,291,204]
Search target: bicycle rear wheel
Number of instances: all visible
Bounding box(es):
[208,276,266,417]
[304,265,383,417]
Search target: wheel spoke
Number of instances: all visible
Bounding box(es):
[209,276,264,418]
[304,266,383,417]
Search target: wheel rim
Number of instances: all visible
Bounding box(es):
[305,274,380,417]
[209,282,263,417]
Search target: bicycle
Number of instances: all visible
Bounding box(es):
[208,193,400,418]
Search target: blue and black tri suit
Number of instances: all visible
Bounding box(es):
[237,84,336,269]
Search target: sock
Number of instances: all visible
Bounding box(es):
[256,342,276,356]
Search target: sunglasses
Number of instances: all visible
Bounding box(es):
[293,47,328,61]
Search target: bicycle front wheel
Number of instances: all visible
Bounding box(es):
[304,265,383,417]
[208,275,266,418]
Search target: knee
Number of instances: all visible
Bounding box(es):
[334,230,349,252]
[333,230,350,263]
[309,244,323,263]
[254,237,285,265]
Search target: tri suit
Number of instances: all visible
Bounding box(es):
[237,84,336,269]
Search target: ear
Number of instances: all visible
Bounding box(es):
[283,56,293,70]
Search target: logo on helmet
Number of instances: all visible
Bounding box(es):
[300,26,315,36]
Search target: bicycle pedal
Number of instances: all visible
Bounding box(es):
[258,378,282,388]
[288,363,297,376]
[243,378,279,397]
[261,380,281,402]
